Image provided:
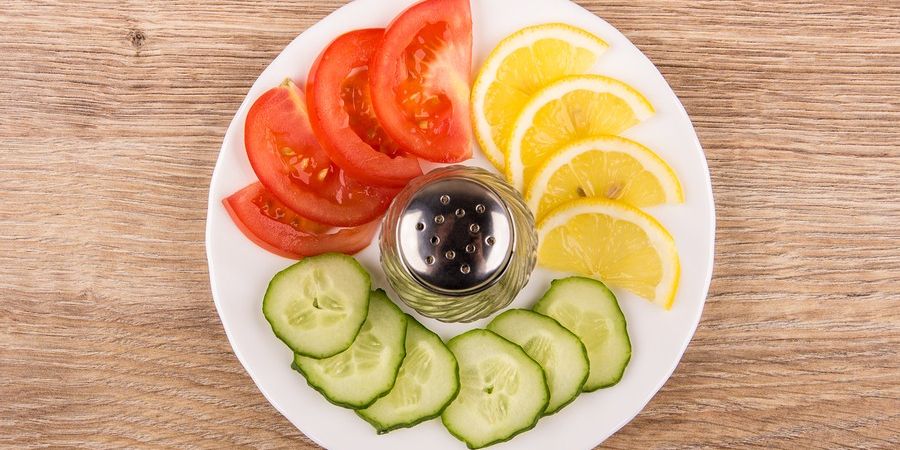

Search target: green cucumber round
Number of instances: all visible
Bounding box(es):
[487,309,589,414]
[533,277,631,391]
[441,330,549,449]
[357,316,460,433]
[292,290,407,409]
[263,253,370,358]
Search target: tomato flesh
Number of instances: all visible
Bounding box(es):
[398,22,455,137]
[370,0,473,163]
[245,79,396,227]
[223,183,379,260]
[342,67,405,158]
[307,29,423,188]
[251,188,331,235]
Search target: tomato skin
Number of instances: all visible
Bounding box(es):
[370,0,473,163]
[245,79,396,227]
[307,29,423,188]
[223,183,379,259]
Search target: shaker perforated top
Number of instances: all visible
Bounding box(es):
[396,176,514,296]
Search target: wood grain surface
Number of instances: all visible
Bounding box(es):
[1,0,898,448]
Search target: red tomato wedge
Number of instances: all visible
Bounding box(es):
[369,0,473,163]
[245,79,396,227]
[223,182,379,259]
[307,29,423,188]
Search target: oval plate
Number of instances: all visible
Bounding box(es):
[205,0,715,448]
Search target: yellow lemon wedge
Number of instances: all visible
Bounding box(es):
[537,198,680,309]
[506,75,654,191]
[526,135,684,220]
[471,24,609,170]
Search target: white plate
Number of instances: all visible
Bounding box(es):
[205,0,715,448]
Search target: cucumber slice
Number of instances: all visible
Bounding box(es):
[533,277,631,391]
[357,317,460,433]
[441,330,548,449]
[487,309,589,415]
[263,253,370,358]
[292,290,407,409]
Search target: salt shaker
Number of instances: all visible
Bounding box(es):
[380,166,537,323]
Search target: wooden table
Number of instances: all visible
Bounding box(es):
[2,1,898,448]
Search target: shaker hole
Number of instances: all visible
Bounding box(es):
[486,236,496,246]
[475,204,486,214]
[415,223,425,231]
[434,215,445,224]
[425,256,435,265]
[431,235,441,246]
[469,223,480,234]
[445,250,456,260]
[465,244,476,254]
[460,264,471,274]
[455,208,466,218]
[440,195,451,205]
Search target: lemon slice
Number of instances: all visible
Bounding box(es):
[526,135,684,220]
[537,198,680,309]
[506,75,654,190]
[471,24,609,170]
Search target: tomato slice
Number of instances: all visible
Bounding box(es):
[307,29,423,188]
[223,182,379,259]
[370,0,473,163]
[245,79,396,227]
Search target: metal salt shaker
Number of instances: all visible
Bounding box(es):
[380,166,537,323]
